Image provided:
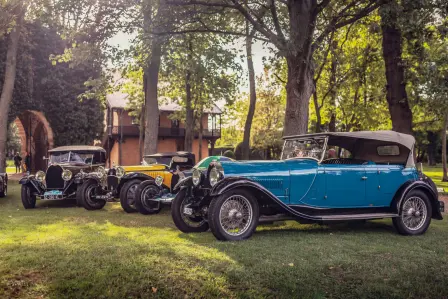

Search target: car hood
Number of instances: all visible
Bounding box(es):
[220,160,291,177]
[122,164,168,173]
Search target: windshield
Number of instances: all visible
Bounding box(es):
[50,151,94,164]
[281,138,327,161]
[142,156,172,166]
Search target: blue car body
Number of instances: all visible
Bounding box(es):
[172,131,444,240]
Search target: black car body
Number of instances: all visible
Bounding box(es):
[0,173,7,198]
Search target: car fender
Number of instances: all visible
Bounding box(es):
[210,177,318,221]
[19,176,44,194]
[173,177,193,193]
[392,179,442,220]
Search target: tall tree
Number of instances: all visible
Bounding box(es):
[167,0,382,136]
[0,2,24,172]
[379,0,413,134]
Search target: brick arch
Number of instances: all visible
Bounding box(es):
[14,110,54,172]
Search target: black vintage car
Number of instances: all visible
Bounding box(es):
[19,146,118,209]
[0,173,7,198]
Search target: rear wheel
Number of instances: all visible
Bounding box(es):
[393,189,432,235]
[119,179,140,213]
[21,185,36,209]
[208,188,259,241]
[171,188,209,233]
[134,181,163,215]
[79,179,106,210]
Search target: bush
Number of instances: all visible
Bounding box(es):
[234,142,244,160]
[223,150,236,159]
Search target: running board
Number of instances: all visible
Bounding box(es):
[319,213,398,221]
[259,214,295,223]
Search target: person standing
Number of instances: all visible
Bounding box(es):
[13,152,22,173]
[24,152,31,174]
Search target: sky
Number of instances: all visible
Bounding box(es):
[108,31,273,93]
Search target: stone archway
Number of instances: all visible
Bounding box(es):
[14,110,54,172]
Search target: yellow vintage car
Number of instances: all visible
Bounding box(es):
[116,152,195,213]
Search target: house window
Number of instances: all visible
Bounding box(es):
[171,119,180,128]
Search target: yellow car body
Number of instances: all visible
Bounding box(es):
[122,164,173,187]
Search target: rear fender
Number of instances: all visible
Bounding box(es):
[392,179,442,220]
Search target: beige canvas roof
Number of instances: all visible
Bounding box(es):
[49,146,106,153]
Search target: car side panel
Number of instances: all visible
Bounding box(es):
[284,159,319,205]
[377,165,417,206]
[221,161,290,204]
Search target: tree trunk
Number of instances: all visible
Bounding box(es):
[0,7,23,172]
[442,112,448,182]
[426,131,437,166]
[184,36,194,152]
[380,0,413,135]
[242,23,256,160]
[198,108,204,161]
[328,41,337,132]
[139,102,145,160]
[283,1,317,136]
[312,89,321,133]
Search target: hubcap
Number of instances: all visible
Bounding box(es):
[219,195,252,236]
[141,186,160,211]
[402,196,427,231]
[127,184,138,206]
[86,184,100,205]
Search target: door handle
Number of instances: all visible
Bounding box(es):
[361,176,368,180]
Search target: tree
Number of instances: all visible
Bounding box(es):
[167,0,382,136]
[0,1,24,172]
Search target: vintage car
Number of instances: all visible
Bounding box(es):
[133,155,234,215]
[19,146,117,209]
[115,152,195,213]
[0,173,7,198]
[171,131,445,241]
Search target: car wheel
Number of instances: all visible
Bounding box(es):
[119,179,140,213]
[134,181,163,215]
[171,188,209,233]
[0,186,6,198]
[79,179,107,210]
[208,188,259,241]
[392,189,432,235]
[21,185,36,209]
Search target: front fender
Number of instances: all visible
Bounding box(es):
[173,177,193,193]
[19,176,44,194]
[392,179,442,220]
[117,172,156,193]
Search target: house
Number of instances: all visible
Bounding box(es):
[104,93,222,166]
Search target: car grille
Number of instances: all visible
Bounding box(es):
[46,165,65,189]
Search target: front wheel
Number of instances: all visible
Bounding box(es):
[0,186,6,198]
[21,185,36,209]
[119,179,140,213]
[171,188,209,233]
[208,188,259,241]
[392,190,432,235]
[134,181,163,215]
[79,179,107,210]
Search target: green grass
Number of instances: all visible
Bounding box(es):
[0,182,447,298]
[424,166,448,191]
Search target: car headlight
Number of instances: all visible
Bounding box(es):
[116,166,125,178]
[62,169,72,181]
[36,171,45,182]
[209,167,221,187]
[155,175,164,186]
[192,169,201,186]
[96,166,106,179]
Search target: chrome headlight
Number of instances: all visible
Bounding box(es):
[155,175,164,186]
[96,166,106,179]
[116,166,125,178]
[62,169,72,181]
[192,169,201,186]
[36,171,45,182]
[209,167,221,187]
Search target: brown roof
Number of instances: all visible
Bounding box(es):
[49,146,106,153]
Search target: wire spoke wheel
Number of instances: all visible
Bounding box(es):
[401,196,427,231]
[219,195,253,236]
[85,184,99,205]
[141,186,160,211]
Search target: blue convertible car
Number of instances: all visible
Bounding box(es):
[171,131,444,241]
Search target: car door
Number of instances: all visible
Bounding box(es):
[323,164,368,208]
[285,159,320,205]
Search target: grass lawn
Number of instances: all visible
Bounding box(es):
[424,166,448,191]
[0,182,447,298]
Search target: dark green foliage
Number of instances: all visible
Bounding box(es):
[0,23,104,147]
[222,150,235,160]
[234,142,243,160]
